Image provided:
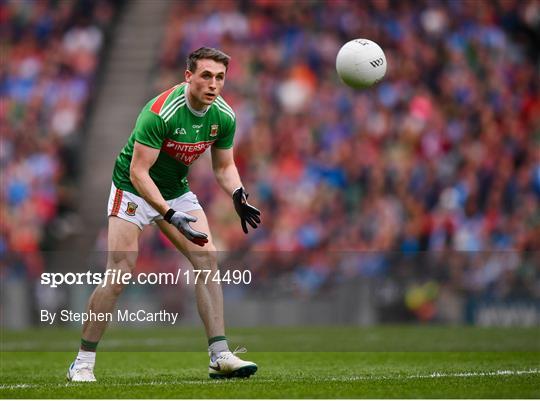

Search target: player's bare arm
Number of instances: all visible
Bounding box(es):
[211,147,242,195]
[212,146,261,233]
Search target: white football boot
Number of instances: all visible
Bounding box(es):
[66,361,96,382]
[208,346,257,379]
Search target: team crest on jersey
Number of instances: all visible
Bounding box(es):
[210,124,219,137]
[125,202,138,216]
[175,128,187,135]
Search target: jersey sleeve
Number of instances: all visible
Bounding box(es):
[213,116,236,149]
[132,108,168,149]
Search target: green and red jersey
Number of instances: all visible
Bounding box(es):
[112,83,236,200]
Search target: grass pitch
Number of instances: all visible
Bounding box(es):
[1,326,539,398]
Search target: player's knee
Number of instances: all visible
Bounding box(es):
[94,278,125,298]
[109,281,126,297]
[109,250,137,267]
[103,264,133,297]
[189,243,217,269]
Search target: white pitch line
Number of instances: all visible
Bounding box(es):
[411,369,540,379]
[1,384,34,389]
[330,368,540,381]
[1,369,538,390]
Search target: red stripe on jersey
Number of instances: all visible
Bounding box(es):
[111,188,123,216]
[149,83,185,115]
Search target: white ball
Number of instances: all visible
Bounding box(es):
[336,39,387,89]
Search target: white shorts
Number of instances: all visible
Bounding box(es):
[107,182,203,230]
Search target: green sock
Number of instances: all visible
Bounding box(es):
[80,338,99,352]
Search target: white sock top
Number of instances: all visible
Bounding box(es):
[75,349,96,367]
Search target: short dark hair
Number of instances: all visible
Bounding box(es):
[187,47,230,72]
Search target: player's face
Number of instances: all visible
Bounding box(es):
[185,59,226,110]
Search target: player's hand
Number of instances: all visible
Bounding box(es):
[165,209,208,246]
[232,187,261,234]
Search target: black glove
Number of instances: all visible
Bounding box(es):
[164,209,208,247]
[232,187,261,234]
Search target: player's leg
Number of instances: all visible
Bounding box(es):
[156,205,257,379]
[68,184,146,382]
[67,216,141,382]
[156,210,224,339]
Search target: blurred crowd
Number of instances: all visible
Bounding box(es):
[147,0,540,301]
[2,0,539,312]
[156,0,539,254]
[1,0,119,278]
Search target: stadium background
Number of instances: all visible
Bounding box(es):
[1,0,539,332]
